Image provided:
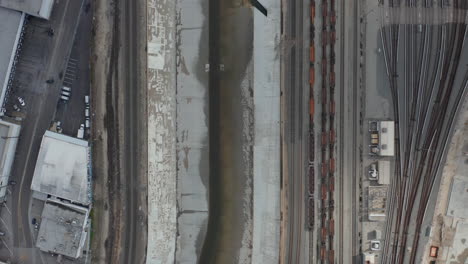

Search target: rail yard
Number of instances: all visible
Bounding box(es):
[299,0,468,263]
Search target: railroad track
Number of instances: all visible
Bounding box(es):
[379,0,468,263]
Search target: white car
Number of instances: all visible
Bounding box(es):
[13,104,20,111]
[17,97,25,106]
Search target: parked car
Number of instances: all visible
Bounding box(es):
[17,97,25,106]
[32,218,37,225]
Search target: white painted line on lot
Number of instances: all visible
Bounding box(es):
[0,237,12,256]
[3,203,11,216]
[0,217,11,234]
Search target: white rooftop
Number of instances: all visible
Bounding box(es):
[0,0,54,19]
[377,160,391,185]
[379,121,395,156]
[31,131,90,205]
[0,120,20,198]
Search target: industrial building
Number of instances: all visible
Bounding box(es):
[369,120,395,156]
[0,7,25,112]
[0,0,53,19]
[0,0,54,113]
[0,119,20,199]
[35,199,89,259]
[31,131,90,205]
[368,186,387,221]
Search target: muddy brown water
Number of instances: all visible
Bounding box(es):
[199,0,254,262]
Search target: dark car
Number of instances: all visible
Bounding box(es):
[32,218,37,225]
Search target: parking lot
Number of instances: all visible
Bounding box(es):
[3,3,91,140]
[0,0,92,263]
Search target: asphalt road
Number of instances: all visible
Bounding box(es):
[6,1,84,263]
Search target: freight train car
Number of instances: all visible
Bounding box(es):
[329,158,335,173]
[310,45,315,63]
[329,219,335,236]
[311,4,316,22]
[308,197,315,229]
[310,67,315,84]
[330,100,336,115]
[330,71,335,86]
[321,184,327,200]
[329,129,336,144]
[310,98,315,116]
[329,250,335,264]
[308,166,314,195]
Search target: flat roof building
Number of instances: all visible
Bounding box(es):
[0,0,54,19]
[0,7,25,112]
[378,121,395,156]
[31,131,90,205]
[0,120,20,199]
[377,160,391,185]
[36,199,89,259]
[368,186,387,221]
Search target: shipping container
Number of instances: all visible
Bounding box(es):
[322,4,328,18]
[430,246,439,257]
[329,177,335,192]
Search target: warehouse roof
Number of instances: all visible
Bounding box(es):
[0,0,54,19]
[377,160,391,185]
[379,121,395,156]
[31,131,90,205]
[0,120,20,198]
[36,199,89,259]
[0,7,23,111]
